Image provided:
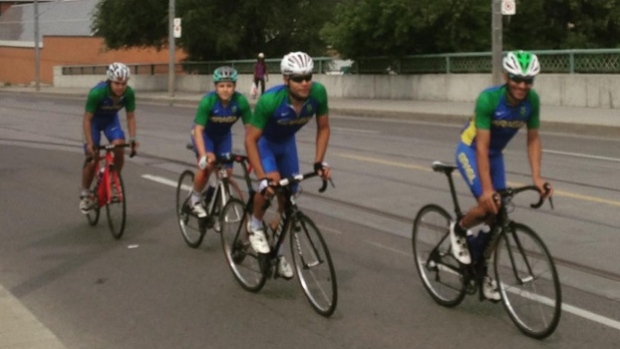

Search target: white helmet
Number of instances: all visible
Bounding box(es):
[106,62,130,82]
[280,51,314,75]
[502,50,540,77]
[258,52,265,59]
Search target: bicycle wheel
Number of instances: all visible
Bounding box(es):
[220,198,266,292]
[290,213,338,317]
[494,222,561,339]
[412,204,466,307]
[105,168,126,239]
[227,177,244,202]
[176,170,206,248]
[86,186,100,226]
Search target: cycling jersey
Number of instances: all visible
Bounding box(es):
[85,81,136,120]
[193,91,252,138]
[191,91,251,167]
[456,85,540,197]
[249,83,329,142]
[459,85,540,156]
[83,82,135,150]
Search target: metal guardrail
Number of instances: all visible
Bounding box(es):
[61,49,620,76]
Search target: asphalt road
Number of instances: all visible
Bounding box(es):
[1,93,620,348]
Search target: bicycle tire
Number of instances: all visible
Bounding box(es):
[412,204,466,307]
[86,185,100,226]
[290,213,338,317]
[220,198,267,292]
[106,168,126,239]
[494,222,562,339]
[176,170,206,248]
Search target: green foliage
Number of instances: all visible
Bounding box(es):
[91,0,168,49]
[92,0,338,60]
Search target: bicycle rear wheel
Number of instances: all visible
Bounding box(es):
[494,223,561,339]
[290,214,337,317]
[176,170,206,248]
[412,204,466,307]
[220,198,266,292]
[106,168,126,239]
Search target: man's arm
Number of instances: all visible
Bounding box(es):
[314,115,330,164]
[244,125,266,179]
[527,129,553,197]
[83,111,94,156]
[126,111,137,140]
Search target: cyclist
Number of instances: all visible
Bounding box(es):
[245,51,331,280]
[189,66,251,218]
[253,52,269,97]
[80,62,138,213]
[451,50,554,300]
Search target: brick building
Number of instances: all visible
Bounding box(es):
[0,0,186,85]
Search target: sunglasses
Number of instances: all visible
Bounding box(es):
[289,74,313,83]
[508,74,534,85]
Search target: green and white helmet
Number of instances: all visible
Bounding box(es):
[502,50,540,77]
[213,66,238,83]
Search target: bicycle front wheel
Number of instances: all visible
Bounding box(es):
[106,168,126,239]
[220,198,266,292]
[412,204,466,307]
[494,222,561,339]
[176,170,205,248]
[290,214,337,317]
[86,186,100,226]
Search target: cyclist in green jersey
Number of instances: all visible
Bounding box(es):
[80,62,138,213]
[245,51,332,279]
[188,66,251,217]
[451,51,554,300]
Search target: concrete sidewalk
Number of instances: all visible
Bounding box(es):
[2,85,620,136]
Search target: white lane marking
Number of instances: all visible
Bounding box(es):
[142,174,182,189]
[368,240,620,331]
[544,149,620,163]
[319,225,342,235]
[331,126,379,134]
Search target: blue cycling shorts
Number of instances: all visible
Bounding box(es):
[455,142,506,198]
[83,115,125,154]
[258,136,299,188]
[191,130,233,169]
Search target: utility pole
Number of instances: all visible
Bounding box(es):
[491,0,502,85]
[168,0,175,98]
[34,0,40,91]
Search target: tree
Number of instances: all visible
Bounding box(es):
[92,0,339,61]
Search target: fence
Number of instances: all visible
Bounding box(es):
[61,49,620,76]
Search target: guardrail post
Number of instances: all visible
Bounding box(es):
[569,51,575,74]
[446,56,451,74]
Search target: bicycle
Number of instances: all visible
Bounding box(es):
[175,147,247,248]
[219,171,338,317]
[85,143,135,239]
[412,161,561,339]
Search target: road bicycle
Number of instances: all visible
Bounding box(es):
[85,143,135,239]
[176,148,247,248]
[219,171,338,317]
[412,161,561,339]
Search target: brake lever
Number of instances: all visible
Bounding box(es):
[318,178,335,193]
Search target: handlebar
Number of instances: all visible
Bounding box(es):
[93,143,136,158]
[495,183,553,210]
[272,171,334,193]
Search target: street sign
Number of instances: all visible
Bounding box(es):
[501,0,516,15]
[173,17,182,38]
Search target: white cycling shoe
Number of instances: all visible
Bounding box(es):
[449,222,472,265]
[248,226,270,254]
[277,256,294,280]
[483,276,501,301]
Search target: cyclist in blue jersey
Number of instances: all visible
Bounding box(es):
[245,51,332,279]
[80,62,138,213]
[188,66,251,218]
[451,50,554,300]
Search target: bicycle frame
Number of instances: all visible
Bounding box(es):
[92,144,129,207]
